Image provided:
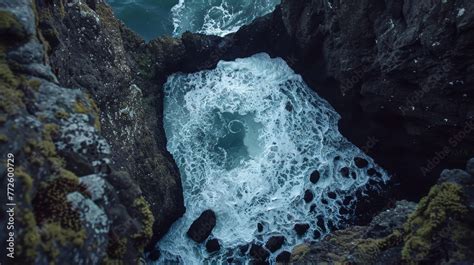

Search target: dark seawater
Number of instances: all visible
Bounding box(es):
[107,0,280,40]
[107,0,177,40]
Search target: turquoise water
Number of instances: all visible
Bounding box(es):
[107,0,177,40]
[107,0,280,40]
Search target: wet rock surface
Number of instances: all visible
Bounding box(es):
[291,157,474,264]
[34,0,186,249]
[2,0,473,263]
[187,210,216,243]
[205,238,221,253]
[265,235,285,253]
[294,223,310,236]
[237,0,474,201]
[0,0,154,263]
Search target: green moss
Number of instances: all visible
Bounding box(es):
[0,133,7,143]
[291,244,310,261]
[351,230,403,263]
[28,79,41,90]
[73,98,88,113]
[33,173,88,232]
[74,95,101,130]
[41,222,87,246]
[24,122,66,173]
[0,114,6,124]
[107,236,128,259]
[0,36,24,115]
[17,210,40,262]
[401,182,468,263]
[0,57,24,114]
[101,257,124,265]
[131,196,155,251]
[55,109,69,120]
[16,168,34,202]
[0,58,18,86]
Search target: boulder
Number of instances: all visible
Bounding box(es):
[276,251,291,262]
[294,223,310,236]
[340,167,350,178]
[205,238,221,253]
[310,170,320,184]
[249,244,270,261]
[187,210,216,243]
[354,157,369,168]
[303,190,314,203]
[265,236,285,253]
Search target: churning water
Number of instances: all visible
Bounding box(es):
[159,53,388,263]
[171,0,280,36]
[108,0,280,40]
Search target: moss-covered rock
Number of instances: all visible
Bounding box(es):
[0,1,157,264]
[291,159,474,265]
[402,183,468,263]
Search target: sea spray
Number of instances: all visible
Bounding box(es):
[171,0,280,36]
[158,53,388,263]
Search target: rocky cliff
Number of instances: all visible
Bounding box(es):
[1,0,473,264]
[221,0,474,201]
[290,158,474,265]
[1,0,158,263]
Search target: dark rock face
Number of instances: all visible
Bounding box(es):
[294,223,310,236]
[280,0,474,200]
[148,249,161,261]
[467,158,474,175]
[291,200,417,264]
[187,210,217,243]
[265,235,285,253]
[194,0,474,201]
[0,0,155,263]
[205,238,221,253]
[34,0,194,249]
[292,157,474,264]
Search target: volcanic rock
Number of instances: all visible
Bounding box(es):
[187,210,216,243]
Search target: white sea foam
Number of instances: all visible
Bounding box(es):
[171,0,280,36]
[158,53,389,264]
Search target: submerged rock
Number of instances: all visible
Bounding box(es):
[205,238,221,253]
[294,223,310,236]
[309,170,320,184]
[187,210,216,243]
[303,190,314,203]
[340,167,350,178]
[354,157,369,168]
[249,244,270,262]
[276,251,291,262]
[265,236,285,253]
